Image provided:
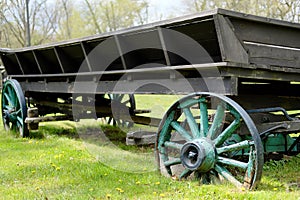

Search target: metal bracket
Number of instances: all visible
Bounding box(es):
[247,107,295,121]
[259,123,288,140]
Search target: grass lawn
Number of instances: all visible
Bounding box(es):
[0,95,300,199]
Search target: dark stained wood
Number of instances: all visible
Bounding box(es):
[231,95,300,110]
[2,8,300,103]
[214,15,248,63]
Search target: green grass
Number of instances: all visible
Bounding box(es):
[1,124,300,199]
[0,95,300,199]
[135,94,183,118]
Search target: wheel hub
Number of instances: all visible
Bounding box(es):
[180,138,216,172]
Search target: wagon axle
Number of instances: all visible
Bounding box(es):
[181,138,216,172]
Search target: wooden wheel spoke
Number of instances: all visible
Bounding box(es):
[107,117,113,124]
[159,147,167,160]
[4,93,14,106]
[10,108,22,117]
[11,124,17,131]
[16,108,21,115]
[123,99,130,105]
[178,98,199,109]
[179,168,193,179]
[198,173,211,184]
[164,141,183,150]
[116,94,124,102]
[207,103,225,139]
[199,101,209,137]
[182,108,200,138]
[3,115,9,123]
[215,164,243,188]
[217,156,248,169]
[17,116,23,126]
[2,108,8,115]
[4,105,13,110]
[109,94,115,100]
[158,111,176,148]
[106,94,135,128]
[119,94,125,101]
[7,86,14,99]
[170,121,193,141]
[164,158,181,167]
[216,140,254,154]
[244,146,255,188]
[9,86,18,107]
[214,119,240,147]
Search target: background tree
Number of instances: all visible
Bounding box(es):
[82,0,149,34]
[182,0,300,22]
[0,0,149,48]
[0,0,60,48]
[1,0,300,49]
[55,0,88,40]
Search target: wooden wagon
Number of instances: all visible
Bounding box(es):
[1,9,300,189]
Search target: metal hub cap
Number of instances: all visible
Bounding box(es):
[180,138,216,172]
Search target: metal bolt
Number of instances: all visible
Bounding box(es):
[188,151,197,159]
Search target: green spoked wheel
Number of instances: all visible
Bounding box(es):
[2,79,28,137]
[156,93,263,190]
[106,94,136,128]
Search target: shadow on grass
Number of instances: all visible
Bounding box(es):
[26,121,78,139]
[28,123,128,143]
[28,130,46,139]
[30,122,155,154]
[29,125,79,139]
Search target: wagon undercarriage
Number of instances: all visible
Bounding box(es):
[1,8,300,189]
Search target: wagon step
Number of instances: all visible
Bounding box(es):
[25,115,72,124]
[126,131,156,146]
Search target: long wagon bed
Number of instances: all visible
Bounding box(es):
[2,9,300,98]
[1,8,300,190]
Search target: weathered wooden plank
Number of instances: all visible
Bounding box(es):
[238,80,300,96]
[230,17,300,49]
[245,42,300,68]
[220,66,300,82]
[20,76,237,95]
[35,48,63,74]
[25,115,71,124]
[1,54,22,75]
[231,95,300,110]
[214,15,248,63]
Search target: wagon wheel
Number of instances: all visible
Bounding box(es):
[156,92,263,190]
[2,79,28,137]
[106,94,136,128]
